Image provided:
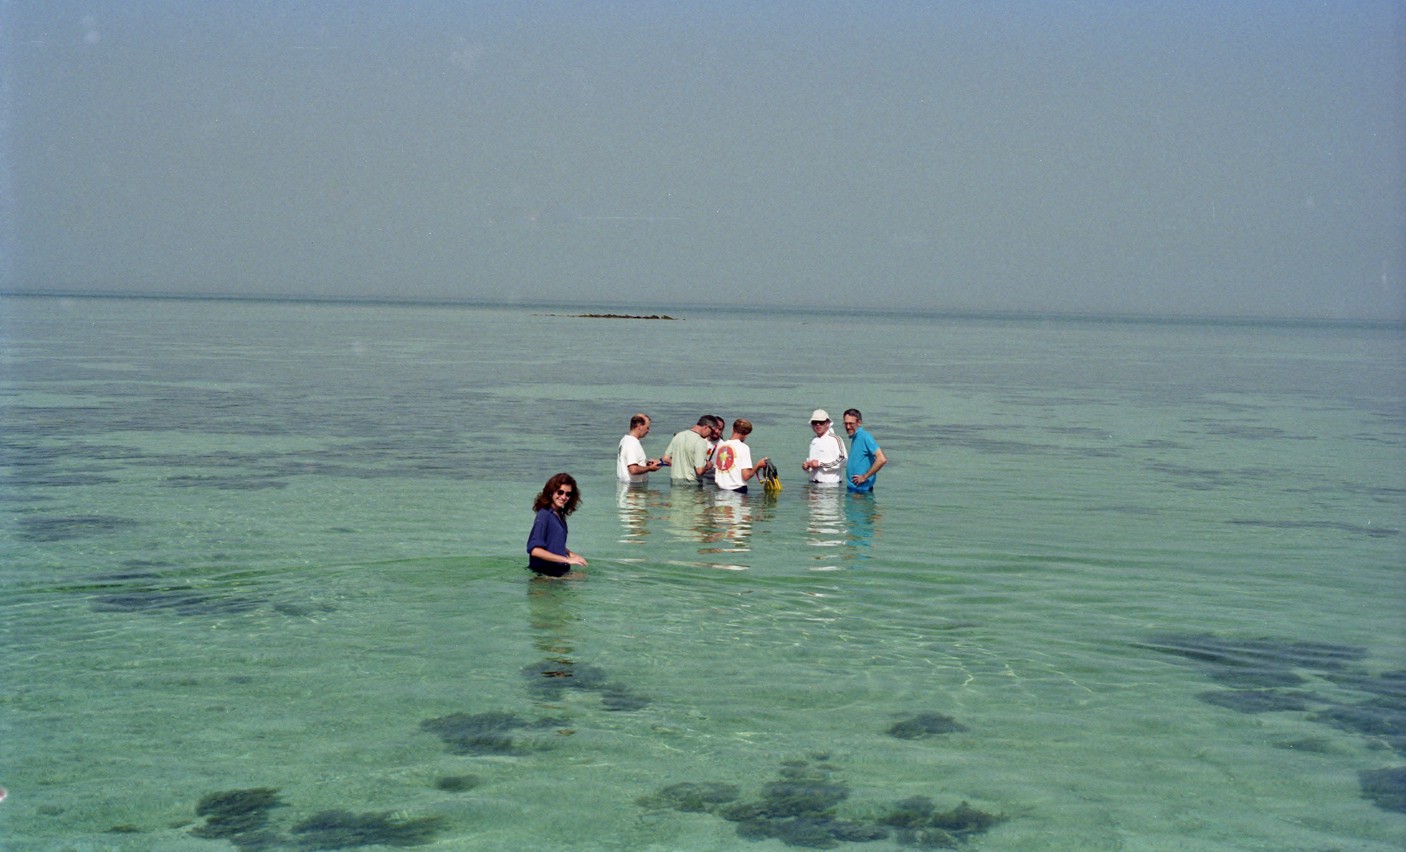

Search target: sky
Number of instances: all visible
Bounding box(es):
[3,1,1403,320]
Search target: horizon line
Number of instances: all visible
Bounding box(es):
[2,288,1401,330]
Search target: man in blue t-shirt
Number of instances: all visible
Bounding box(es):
[843,408,887,493]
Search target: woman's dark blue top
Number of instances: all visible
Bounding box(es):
[526,508,569,572]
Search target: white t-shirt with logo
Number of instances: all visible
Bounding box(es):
[712,439,753,491]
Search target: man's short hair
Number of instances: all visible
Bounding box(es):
[630,413,649,429]
[696,415,716,428]
[843,408,863,421]
[732,418,752,436]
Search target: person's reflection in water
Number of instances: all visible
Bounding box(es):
[700,488,753,554]
[527,577,579,666]
[664,483,714,544]
[525,568,653,714]
[843,491,882,562]
[805,485,845,552]
[525,577,581,717]
[615,482,655,545]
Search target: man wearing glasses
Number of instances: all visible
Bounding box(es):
[663,415,718,485]
[843,409,887,493]
[801,409,847,485]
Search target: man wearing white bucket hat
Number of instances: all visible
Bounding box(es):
[800,409,846,485]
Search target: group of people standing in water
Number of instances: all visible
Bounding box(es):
[527,409,886,578]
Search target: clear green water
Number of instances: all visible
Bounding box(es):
[2,296,1403,850]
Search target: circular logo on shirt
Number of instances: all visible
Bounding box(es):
[715,445,736,472]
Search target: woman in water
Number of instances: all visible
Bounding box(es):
[526,472,588,578]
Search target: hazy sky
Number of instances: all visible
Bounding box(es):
[4,1,1403,319]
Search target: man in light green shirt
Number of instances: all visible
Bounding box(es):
[663,416,715,484]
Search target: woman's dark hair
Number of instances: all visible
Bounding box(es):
[532,472,581,516]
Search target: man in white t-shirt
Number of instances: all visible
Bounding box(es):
[616,413,662,484]
[713,419,768,493]
[801,409,847,485]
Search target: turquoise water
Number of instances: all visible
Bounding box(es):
[2,295,1403,850]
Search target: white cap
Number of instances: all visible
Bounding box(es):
[809,409,830,422]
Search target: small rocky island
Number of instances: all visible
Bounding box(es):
[575,313,679,320]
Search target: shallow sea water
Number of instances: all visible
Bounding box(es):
[1,295,1404,850]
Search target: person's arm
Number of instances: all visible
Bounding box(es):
[530,546,587,567]
[816,436,846,473]
[691,439,710,476]
[527,511,587,567]
[850,447,887,486]
[625,439,660,475]
[741,456,768,482]
[802,439,837,472]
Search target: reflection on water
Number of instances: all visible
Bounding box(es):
[524,579,652,713]
[617,480,879,573]
[802,486,884,569]
[805,484,845,555]
[614,482,653,544]
[617,483,809,570]
[664,484,713,544]
[843,491,881,558]
[701,489,753,554]
[527,575,580,662]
